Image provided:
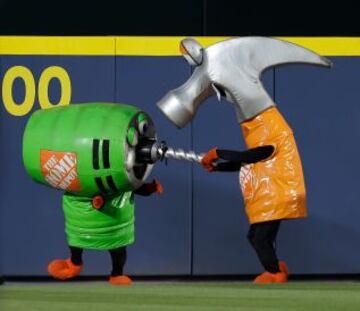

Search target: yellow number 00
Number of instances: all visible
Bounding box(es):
[2,66,71,116]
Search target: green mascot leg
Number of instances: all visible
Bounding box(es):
[48,192,135,283]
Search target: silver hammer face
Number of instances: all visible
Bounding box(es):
[157,37,332,128]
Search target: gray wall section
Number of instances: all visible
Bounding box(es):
[0,55,359,276]
[192,70,275,274]
[0,56,116,275]
[115,57,192,275]
[274,58,360,273]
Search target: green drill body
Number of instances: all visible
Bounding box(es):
[23,103,154,250]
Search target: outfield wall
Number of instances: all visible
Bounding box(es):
[0,37,359,276]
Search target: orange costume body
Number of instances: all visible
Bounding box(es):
[240,107,307,224]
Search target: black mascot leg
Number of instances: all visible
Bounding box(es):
[109,247,127,277]
[247,220,281,273]
[70,246,83,266]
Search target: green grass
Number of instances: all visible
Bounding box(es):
[1,282,360,311]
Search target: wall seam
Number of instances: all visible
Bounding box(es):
[114,38,117,102]
[273,68,276,102]
[190,66,195,276]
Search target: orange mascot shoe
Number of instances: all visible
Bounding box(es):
[109,275,133,285]
[279,261,289,276]
[253,271,288,284]
[48,258,82,280]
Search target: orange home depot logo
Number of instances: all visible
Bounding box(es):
[239,164,254,200]
[40,150,81,192]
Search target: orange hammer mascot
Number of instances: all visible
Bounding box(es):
[157,37,332,284]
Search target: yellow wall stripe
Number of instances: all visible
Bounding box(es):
[277,37,360,57]
[1,36,360,56]
[0,36,115,55]
[115,36,230,55]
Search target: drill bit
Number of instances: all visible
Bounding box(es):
[138,140,205,165]
[163,147,204,163]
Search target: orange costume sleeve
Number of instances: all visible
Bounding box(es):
[240,107,307,224]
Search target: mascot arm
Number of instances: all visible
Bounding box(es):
[216,145,274,172]
[134,179,163,196]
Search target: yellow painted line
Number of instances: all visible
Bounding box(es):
[115,36,230,55]
[278,37,360,56]
[1,36,360,56]
[0,36,115,55]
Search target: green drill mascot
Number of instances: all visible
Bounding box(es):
[23,103,163,285]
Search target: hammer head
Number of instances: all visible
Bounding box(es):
[157,37,332,128]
